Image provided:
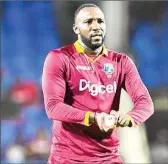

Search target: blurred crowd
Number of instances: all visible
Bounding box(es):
[1,75,52,163]
[1,1,168,164]
[1,1,56,163]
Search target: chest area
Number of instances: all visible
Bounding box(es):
[66,54,121,93]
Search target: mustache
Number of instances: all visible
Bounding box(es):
[91,34,103,37]
[91,32,103,37]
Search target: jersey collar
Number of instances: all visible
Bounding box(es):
[74,40,108,56]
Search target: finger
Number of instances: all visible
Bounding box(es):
[117,116,125,127]
[116,112,120,120]
[103,116,116,132]
[99,115,107,131]
[104,123,116,132]
[110,110,117,116]
[118,113,124,120]
[120,117,126,125]
[111,111,119,123]
[98,120,104,131]
[120,120,130,127]
[123,120,130,127]
[95,115,103,131]
[118,114,124,123]
[110,111,119,123]
[110,124,116,130]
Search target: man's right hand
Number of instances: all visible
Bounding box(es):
[94,112,117,132]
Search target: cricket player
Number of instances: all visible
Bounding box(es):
[42,3,154,164]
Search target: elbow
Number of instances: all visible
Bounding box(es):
[147,98,154,118]
[145,92,154,118]
[45,107,54,120]
[150,101,154,116]
[45,101,60,120]
[46,108,54,120]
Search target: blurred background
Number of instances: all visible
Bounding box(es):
[1,1,168,164]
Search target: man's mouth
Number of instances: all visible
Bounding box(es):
[91,33,103,41]
[91,33,102,37]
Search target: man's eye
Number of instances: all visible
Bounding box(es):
[98,19,104,23]
[86,20,92,24]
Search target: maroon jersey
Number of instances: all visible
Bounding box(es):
[42,41,154,163]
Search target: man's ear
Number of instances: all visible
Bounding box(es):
[73,24,80,35]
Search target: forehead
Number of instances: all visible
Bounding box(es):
[76,7,105,22]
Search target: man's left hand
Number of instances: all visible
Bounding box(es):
[117,113,133,127]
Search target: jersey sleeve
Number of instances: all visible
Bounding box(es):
[42,50,87,124]
[123,56,154,126]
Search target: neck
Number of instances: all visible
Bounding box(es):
[78,38,103,56]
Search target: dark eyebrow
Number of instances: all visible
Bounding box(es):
[97,18,105,21]
[84,18,104,22]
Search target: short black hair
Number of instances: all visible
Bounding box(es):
[74,3,100,23]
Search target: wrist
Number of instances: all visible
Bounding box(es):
[84,111,94,126]
[89,112,96,124]
[127,114,136,127]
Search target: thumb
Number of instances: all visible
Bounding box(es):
[110,110,117,116]
[110,110,119,119]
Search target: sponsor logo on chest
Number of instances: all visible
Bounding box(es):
[76,65,91,71]
[79,79,117,96]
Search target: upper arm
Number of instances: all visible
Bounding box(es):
[123,56,150,102]
[122,56,154,124]
[42,50,67,102]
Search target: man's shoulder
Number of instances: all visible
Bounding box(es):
[49,44,76,58]
[44,44,75,67]
[107,49,128,61]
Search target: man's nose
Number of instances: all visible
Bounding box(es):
[92,21,100,30]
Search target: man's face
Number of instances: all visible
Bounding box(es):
[74,7,106,50]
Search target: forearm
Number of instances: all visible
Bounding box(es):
[45,99,86,124]
[123,56,154,126]
[127,94,154,125]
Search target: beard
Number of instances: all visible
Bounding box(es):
[80,33,105,51]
